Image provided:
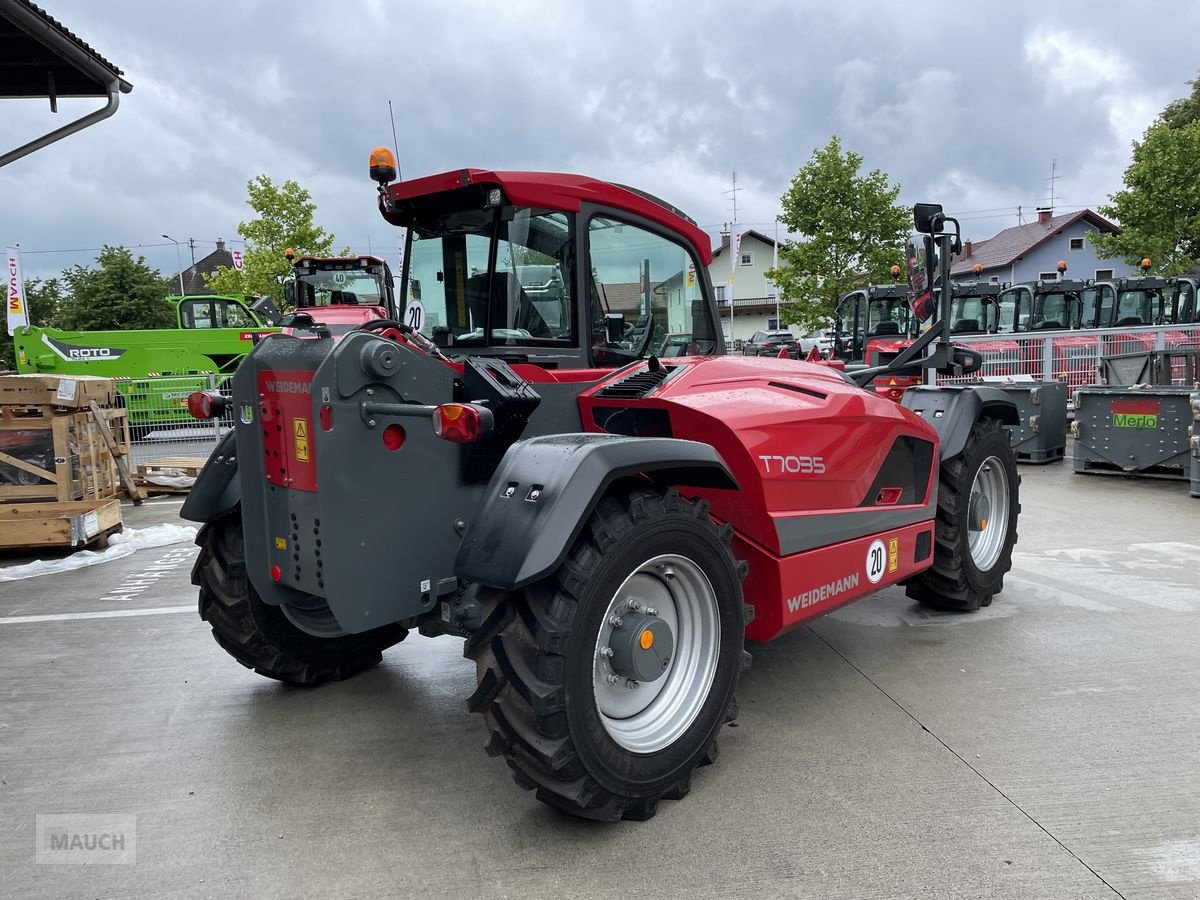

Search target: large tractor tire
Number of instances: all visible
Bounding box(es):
[906,417,1020,611]
[193,511,407,685]
[466,487,748,822]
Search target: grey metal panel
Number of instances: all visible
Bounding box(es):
[1071,385,1193,477]
[774,487,937,556]
[1191,391,1200,498]
[987,381,1067,464]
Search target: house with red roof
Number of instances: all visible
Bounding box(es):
[951,208,1130,286]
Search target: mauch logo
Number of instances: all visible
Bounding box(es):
[265,380,311,394]
[36,814,136,865]
[41,333,126,361]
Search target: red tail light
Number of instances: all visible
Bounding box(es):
[187,390,226,420]
[432,403,493,443]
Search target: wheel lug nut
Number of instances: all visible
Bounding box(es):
[607,674,621,685]
[608,614,623,628]
[661,566,676,579]
[600,646,614,658]
[626,679,640,690]
[645,606,658,617]
[627,599,642,612]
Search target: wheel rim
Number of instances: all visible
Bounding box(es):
[967,455,1009,572]
[592,553,720,754]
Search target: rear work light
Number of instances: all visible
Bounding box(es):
[187,390,227,421]
[432,403,494,443]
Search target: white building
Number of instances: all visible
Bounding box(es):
[708,229,793,348]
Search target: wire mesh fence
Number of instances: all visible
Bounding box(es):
[120,374,232,467]
[939,325,1200,388]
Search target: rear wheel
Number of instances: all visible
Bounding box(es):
[193,510,407,685]
[465,487,747,821]
[906,418,1020,611]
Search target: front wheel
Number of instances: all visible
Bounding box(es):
[466,487,747,821]
[906,418,1020,611]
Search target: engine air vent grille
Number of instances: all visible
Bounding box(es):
[595,361,677,399]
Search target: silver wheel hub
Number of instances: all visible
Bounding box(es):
[592,553,720,754]
[967,455,1009,572]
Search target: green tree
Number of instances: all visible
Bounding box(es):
[56,246,174,331]
[2,276,63,369]
[1090,121,1200,275]
[767,136,909,333]
[1160,71,1200,130]
[206,175,338,307]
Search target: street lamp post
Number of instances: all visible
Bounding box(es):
[162,234,185,296]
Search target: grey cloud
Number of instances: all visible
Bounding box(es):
[3,0,1199,281]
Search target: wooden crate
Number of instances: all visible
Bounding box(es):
[0,406,132,503]
[0,498,122,550]
[0,374,116,410]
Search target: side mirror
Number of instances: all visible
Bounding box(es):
[605,313,625,343]
[411,278,422,301]
[250,296,283,326]
[913,203,944,234]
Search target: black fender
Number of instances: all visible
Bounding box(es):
[454,434,740,590]
[900,385,1020,461]
[179,429,241,523]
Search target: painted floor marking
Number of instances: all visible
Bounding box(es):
[0,606,194,625]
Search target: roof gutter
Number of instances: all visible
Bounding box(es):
[0,0,132,168]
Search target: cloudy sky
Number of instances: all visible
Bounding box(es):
[4,0,1198,281]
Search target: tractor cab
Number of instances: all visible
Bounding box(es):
[173,294,268,330]
[832,283,913,363]
[385,169,721,368]
[284,255,398,335]
[1081,266,1170,328]
[996,276,1089,333]
[1168,276,1199,324]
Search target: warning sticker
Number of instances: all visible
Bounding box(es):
[888,538,899,573]
[293,417,310,462]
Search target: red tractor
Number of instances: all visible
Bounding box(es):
[182,157,1020,821]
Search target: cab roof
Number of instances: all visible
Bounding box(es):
[378,168,712,266]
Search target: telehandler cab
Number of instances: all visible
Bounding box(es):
[182,156,1020,821]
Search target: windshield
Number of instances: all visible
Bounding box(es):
[1032,291,1078,329]
[405,207,576,346]
[1114,289,1157,325]
[950,296,989,333]
[295,266,388,307]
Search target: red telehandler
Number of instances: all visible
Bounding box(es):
[182,152,1019,821]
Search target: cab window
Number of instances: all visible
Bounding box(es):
[587,216,716,365]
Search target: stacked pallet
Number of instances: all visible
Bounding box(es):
[0,374,139,550]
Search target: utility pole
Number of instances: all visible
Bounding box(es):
[187,238,196,267]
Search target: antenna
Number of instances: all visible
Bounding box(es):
[1043,158,1059,210]
[388,100,403,180]
[723,171,741,224]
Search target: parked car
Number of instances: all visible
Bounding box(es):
[742,329,799,357]
[796,328,826,356]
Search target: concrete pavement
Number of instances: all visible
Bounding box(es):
[0,460,1197,898]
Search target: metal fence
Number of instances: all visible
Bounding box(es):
[121,374,232,467]
[940,324,1200,389]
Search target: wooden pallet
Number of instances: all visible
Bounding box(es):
[0,498,122,550]
[135,456,208,493]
